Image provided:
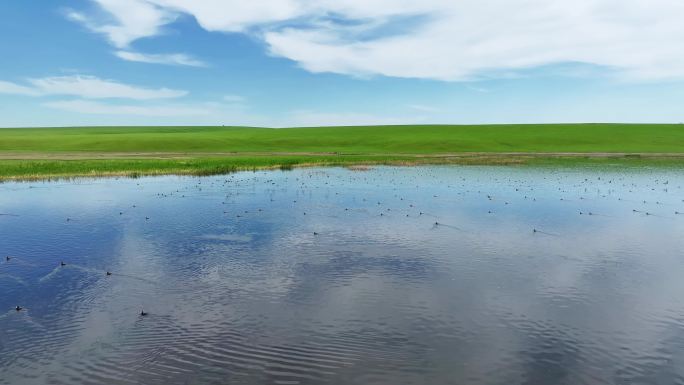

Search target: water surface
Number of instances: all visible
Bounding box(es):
[1,166,684,384]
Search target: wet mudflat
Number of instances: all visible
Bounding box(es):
[1,166,683,385]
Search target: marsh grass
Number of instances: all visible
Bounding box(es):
[1,154,683,181]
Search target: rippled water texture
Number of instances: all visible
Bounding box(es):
[1,166,684,385]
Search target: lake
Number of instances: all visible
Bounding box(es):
[1,166,683,385]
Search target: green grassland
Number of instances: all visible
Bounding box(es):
[2,124,684,153]
[1,124,683,180]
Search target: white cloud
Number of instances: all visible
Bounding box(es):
[115,51,207,67]
[67,0,175,48]
[44,100,208,116]
[0,75,186,100]
[263,0,684,81]
[71,0,684,82]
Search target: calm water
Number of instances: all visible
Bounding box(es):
[1,166,684,385]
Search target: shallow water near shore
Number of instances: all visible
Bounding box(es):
[1,166,684,385]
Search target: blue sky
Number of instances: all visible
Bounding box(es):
[1,0,684,127]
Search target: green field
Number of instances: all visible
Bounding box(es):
[2,124,684,153]
[1,124,683,180]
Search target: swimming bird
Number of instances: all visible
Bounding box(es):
[106,271,112,276]
[60,261,66,266]
[15,306,22,311]
[5,256,10,261]
[140,309,148,316]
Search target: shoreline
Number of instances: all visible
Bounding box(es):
[2,153,683,182]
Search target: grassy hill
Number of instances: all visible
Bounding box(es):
[1,124,684,154]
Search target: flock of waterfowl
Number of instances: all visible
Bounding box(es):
[2,166,682,319]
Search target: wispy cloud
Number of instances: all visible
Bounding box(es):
[44,100,208,116]
[0,81,40,96]
[68,0,684,82]
[115,51,207,67]
[0,75,186,99]
[66,0,175,49]
[66,0,191,67]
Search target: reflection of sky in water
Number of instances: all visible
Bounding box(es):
[1,166,683,384]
